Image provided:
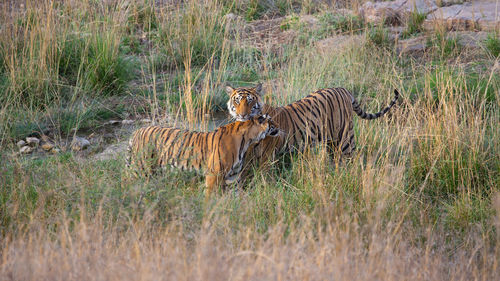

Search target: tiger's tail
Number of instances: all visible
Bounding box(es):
[352,89,399,120]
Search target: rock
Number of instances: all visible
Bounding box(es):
[103,133,115,139]
[122,119,134,125]
[41,142,55,152]
[106,120,121,125]
[436,0,465,7]
[427,1,500,31]
[71,136,90,151]
[20,145,34,154]
[16,140,26,148]
[94,142,128,161]
[360,0,405,24]
[454,31,488,48]
[26,137,40,147]
[401,0,439,15]
[360,0,439,24]
[397,35,428,54]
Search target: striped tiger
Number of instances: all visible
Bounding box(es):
[225,84,399,163]
[127,114,279,195]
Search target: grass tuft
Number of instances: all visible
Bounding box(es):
[485,32,500,57]
[401,11,426,39]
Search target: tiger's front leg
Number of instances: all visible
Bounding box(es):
[204,173,224,200]
[236,136,278,189]
[236,145,259,190]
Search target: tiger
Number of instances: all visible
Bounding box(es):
[225,83,399,167]
[127,114,279,196]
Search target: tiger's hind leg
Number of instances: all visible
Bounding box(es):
[328,124,356,166]
[340,120,356,160]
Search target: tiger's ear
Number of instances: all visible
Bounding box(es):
[257,115,267,124]
[254,83,263,96]
[225,86,235,96]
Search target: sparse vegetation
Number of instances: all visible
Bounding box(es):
[426,28,462,58]
[367,25,393,49]
[0,0,499,280]
[401,10,426,38]
[485,32,500,57]
[317,12,364,37]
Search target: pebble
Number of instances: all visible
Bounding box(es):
[16,140,26,148]
[41,142,55,151]
[20,145,35,154]
[106,120,121,125]
[71,136,90,151]
[26,137,40,146]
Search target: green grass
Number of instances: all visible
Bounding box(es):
[366,25,393,49]
[317,12,364,37]
[485,32,500,57]
[401,11,426,39]
[426,30,462,58]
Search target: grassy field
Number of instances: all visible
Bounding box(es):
[1,0,499,279]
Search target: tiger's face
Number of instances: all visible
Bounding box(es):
[241,114,280,143]
[226,84,264,121]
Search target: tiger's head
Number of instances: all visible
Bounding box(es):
[238,114,279,143]
[226,83,264,121]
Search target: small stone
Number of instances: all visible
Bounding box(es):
[16,140,26,148]
[436,0,465,7]
[26,137,40,147]
[20,145,35,154]
[398,35,428,54]
[41,142,55,152]
[94,142,128,161]
[122,119,134,125]
[71,136,90,151]
[139,118,151,123]
[106,120,121,125]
